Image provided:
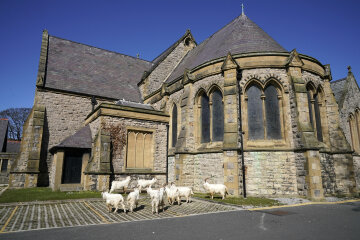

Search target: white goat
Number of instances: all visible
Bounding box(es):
[101,191,127,213]
[203,178,229,200]
[164,183,180,205]
[171,183,194,203]
[127,188,140,213]
[137,177,157,193]
[146,186,165,214]
[110,176,131,193]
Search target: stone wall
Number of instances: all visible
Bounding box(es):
[141,39,193,97]
[320,153,336,195]
[245,151,298,196]
[34,90,110,174]
[337,73,360,149]
[295,152,308,196]
[353,155,360,190]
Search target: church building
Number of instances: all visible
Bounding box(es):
[9,12,359,199]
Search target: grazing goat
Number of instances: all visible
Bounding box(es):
[110,176,131,193]
[203,178,228,199]
[171,183,194,203]
[146,186,165,214]
[164,183,180,205]
[127,188,140,213]
[101,191,127,213]
[137,177,157,193]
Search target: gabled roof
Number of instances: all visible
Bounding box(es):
[330,77,347,105]
[138,30,195,85]
[50,125,92,153]
[0,119,8,152]
[330,69,360,110]
[44,36,152,102]
[166,14,287,83]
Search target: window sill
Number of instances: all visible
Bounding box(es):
[246,139,289,149]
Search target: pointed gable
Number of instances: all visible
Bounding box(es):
[166,14,287,83]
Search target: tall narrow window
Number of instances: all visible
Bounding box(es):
[314,94,323,142]
[201,94,210,143]
[307,90,314,128]
[1,159,8,172]
[247,85,264,140]
[307,84,324,142]
[265,85,281,139]
[172,104,178,147]
[212,89,224,141]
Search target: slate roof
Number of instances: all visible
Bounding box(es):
[51,125,92,152]
[6,140,21,153]
[116,99,154,110]
[0,119,8,152]
[330,77,347,105]
[166,14,287,83]
[45,36,152,102]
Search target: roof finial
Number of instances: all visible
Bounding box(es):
[241,3,245,15]
[347,65,352,73]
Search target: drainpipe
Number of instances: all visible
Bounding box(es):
[237,72,247,198]
[166,124,169,183]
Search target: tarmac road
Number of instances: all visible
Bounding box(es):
[1,201,360,240]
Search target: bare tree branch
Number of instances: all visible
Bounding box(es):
[0,108,31,140]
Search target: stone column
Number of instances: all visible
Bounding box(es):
[52,150,64,191]
[287,49,324,199]
[221,53,240,195]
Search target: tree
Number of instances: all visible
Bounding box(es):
[0,108,31,140]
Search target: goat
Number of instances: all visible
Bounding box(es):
[137,177,157,193]
[203,178,228,200]
[110,176,131,193]
[101,191,127,213]
[146,186,165,214]
[170,183,194,203]
[127,188,140,213]
[164,183,180,205]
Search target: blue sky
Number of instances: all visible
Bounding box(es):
[0,0,359,110]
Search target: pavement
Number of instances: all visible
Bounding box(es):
[0,196,238,234]
[1,200,359,240]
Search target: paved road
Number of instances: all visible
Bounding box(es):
[1,201,359,240]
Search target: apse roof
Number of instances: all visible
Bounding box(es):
[166,14,287,83]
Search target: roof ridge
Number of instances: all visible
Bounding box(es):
[49,35,152,63]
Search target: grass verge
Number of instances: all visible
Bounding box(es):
[0,187,101,203]
[193,193,282,207]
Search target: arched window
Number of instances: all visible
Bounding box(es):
[247,85,264,140]
[172,104,178,147]
[307,84,323,142]
[246,82,282,140]
[201,94,210,143]
[211,89,224,141]
[265,85,282,139]
[197,87,224,144]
